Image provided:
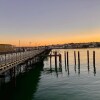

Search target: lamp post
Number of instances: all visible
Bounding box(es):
[29,42,31,51]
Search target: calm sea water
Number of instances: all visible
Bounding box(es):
[1,48,100,100]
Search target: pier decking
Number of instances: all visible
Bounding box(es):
[0,49,51,75]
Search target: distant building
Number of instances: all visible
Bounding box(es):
[0,44,15,53]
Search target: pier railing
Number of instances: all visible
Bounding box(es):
[0,49,45,71]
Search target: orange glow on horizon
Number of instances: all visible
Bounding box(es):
[1,36,100,47]
[0,28,100,47]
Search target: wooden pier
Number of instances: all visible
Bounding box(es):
[0,49,51,79]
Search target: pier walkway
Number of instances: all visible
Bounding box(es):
[0,49,51,75]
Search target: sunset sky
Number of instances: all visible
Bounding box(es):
[0,0,100,46]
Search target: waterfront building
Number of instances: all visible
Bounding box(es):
[0,44,15,53]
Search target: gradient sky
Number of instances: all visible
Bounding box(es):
[0,0,100,46]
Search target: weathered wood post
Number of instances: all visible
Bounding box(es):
[60,54,62,66]
[78,51,80,74]
[64,51,66,67]
[66,51,69,74]
[59,54,62,68]
[78,51,80,66]
[93,51,96,74]
[74,51,76,66]
[87,50,89,71]
[50,54,52,69]
[55,51,57,68]
[74,51,76,72]
[93,51,95,67]
[67,51,69,66]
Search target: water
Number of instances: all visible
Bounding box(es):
[1,48,100,100]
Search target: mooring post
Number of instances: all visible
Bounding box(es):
[50,54,52,69]
[74,51,76,66]
[55,51,57,68]
[60,54,62,65]
[93,51,95,67]
[87,50,89,70]
[93,51,96,74]
[64,51,66,67]
[78,51,80,74]
[65,52,69,74]
[74,51,76,72]
[67,51,69,66]
[59,54,62,68]
[78,51,80,66]
[74,51,76,73]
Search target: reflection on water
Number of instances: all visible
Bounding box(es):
[1,48,100,100]
[0,63,43,100]
[33,49,100,100]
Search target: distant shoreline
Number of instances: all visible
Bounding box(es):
[51,47,100,49]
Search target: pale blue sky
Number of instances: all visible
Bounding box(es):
[0,0,100,45]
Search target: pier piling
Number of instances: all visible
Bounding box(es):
[50,54,52,69]
[93,51,96,74]
[74,51,76,66]
[64,51,66,67]
[87,50,89,70]
[59,54,62,68]
[67,51,69,66]
[55,51,57,68]
[78,51,80,74]
[78,51,80,66]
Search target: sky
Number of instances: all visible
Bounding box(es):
[0,0,100,46]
